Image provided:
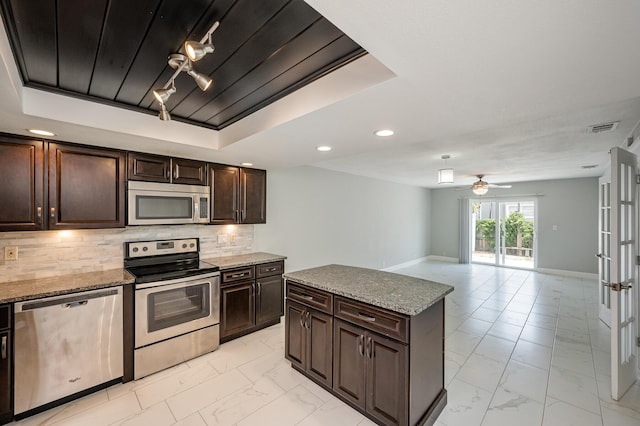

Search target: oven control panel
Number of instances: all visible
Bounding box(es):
[126,238,199,258]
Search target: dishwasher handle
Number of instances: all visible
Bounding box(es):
[1,335,6,360]
[15,288,120,312]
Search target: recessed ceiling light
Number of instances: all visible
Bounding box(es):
[374,129,394,137]
[316,146,332,152]
[28,129,56,137]
[241,162,253,166]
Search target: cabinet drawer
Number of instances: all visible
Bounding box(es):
[334,297,408,343]
[222,266,255,284]
[0,305,10,330]
[286,282,332,314]
[256,261,283,278]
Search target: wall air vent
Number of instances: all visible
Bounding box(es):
[588,121,619,134]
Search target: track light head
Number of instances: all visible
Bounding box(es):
[158,104,171,121]
[153,82,176,104]
[185,41,215,62]
[188,70,213,91]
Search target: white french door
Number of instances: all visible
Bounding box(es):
[598,173,612,327]
[609,146,638,400]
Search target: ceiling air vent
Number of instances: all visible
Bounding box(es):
[588,121,619,134]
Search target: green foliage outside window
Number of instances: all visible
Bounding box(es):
[475,211,533,252]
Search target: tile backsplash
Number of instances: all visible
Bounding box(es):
[0,224,253,282]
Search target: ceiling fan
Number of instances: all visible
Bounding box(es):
[460,175,512,195]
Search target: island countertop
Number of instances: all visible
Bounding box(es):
[283,264,454,316]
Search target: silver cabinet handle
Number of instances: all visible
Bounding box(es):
[357,335,364,356]
[366,336,373,358]
[62,300,88,309]
[1,335,6,360]
[299,311,306,328]
[357,312,377,322]
[256,282,261,296]
[36,206,42,224]
[229,272,248,279]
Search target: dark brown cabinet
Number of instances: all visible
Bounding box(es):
[49,143,126,229]
[0,136,125,231]
[285,299,333,388]
[127,152,207,185]
[0,136,45,231]
[220,261,284,342]
[334,319,407,425]
[0,304,12,425]
[285,281,446,426]
[220,281,255,338]
[209,164,266,224]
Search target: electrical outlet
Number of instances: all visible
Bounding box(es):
[217,234,228,244]
[5,246,18,261]
[229,234,236,243]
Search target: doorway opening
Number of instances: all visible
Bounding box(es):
[471,199,536,269]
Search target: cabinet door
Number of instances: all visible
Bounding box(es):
[307,309,333,387]
[239,168,266,224]
[209,163,240,224]
[220,281,255,339]
[0,329,11,423]
[0,137,45,231]
[256,275,283,324]
[333,319,366,410]
[172,158,207,185]
[49,143,126,229]
[366,332,407,426]
[127,152,171,183]
[285,300,305,368]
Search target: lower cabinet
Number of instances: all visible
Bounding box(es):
[285,280,446,426]
[220,261,284,342]
[0,304,12,425]
[334,319,407,425]
[285,299,333,387]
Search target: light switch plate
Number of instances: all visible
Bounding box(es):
[5,246,18,261]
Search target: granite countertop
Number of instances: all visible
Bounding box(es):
[203,252,287,270]
[0,252,286,304]
[284,264,454,316]
[0,268,134,304]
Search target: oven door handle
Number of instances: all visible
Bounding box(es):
[135,272,220,290]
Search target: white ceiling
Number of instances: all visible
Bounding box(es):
[1,0,640,189]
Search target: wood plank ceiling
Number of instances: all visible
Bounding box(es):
[0,0,365,130]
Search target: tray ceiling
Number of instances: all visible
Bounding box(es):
[0,0,365,130]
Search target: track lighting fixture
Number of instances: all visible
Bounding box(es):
[152,21,219,121]
[153,81,176,104]
[158,104,171,121]
[185,21,218,62]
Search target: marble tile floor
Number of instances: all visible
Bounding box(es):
[10,260,640,425]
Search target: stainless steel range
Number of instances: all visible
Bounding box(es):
[124,238,220,379]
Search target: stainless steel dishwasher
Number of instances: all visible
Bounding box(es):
[14,287,123,416]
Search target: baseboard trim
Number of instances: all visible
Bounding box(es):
[382,256,429,272]
[426,255,459,263]
[535,267,598,280]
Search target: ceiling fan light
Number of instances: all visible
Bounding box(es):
[438,168,454,184]
[185,41,215,62]
[472,182,489,195]
[158,104,171,121]
[189,70,213,91]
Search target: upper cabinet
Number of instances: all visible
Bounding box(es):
[49,143,126,229]
[0,136,45,231]
[128,152,207,186]
[0,135,126,231]
[209,164,266,225]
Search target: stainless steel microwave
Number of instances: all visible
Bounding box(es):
[127,181,210,225]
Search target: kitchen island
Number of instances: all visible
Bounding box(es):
[283,264,454,426]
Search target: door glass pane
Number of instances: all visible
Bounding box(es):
[147,284,210,332]
[472,199,535,269]
[136,195,193,219]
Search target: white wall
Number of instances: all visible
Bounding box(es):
[253,166,431,272]
[430,177,599,274]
